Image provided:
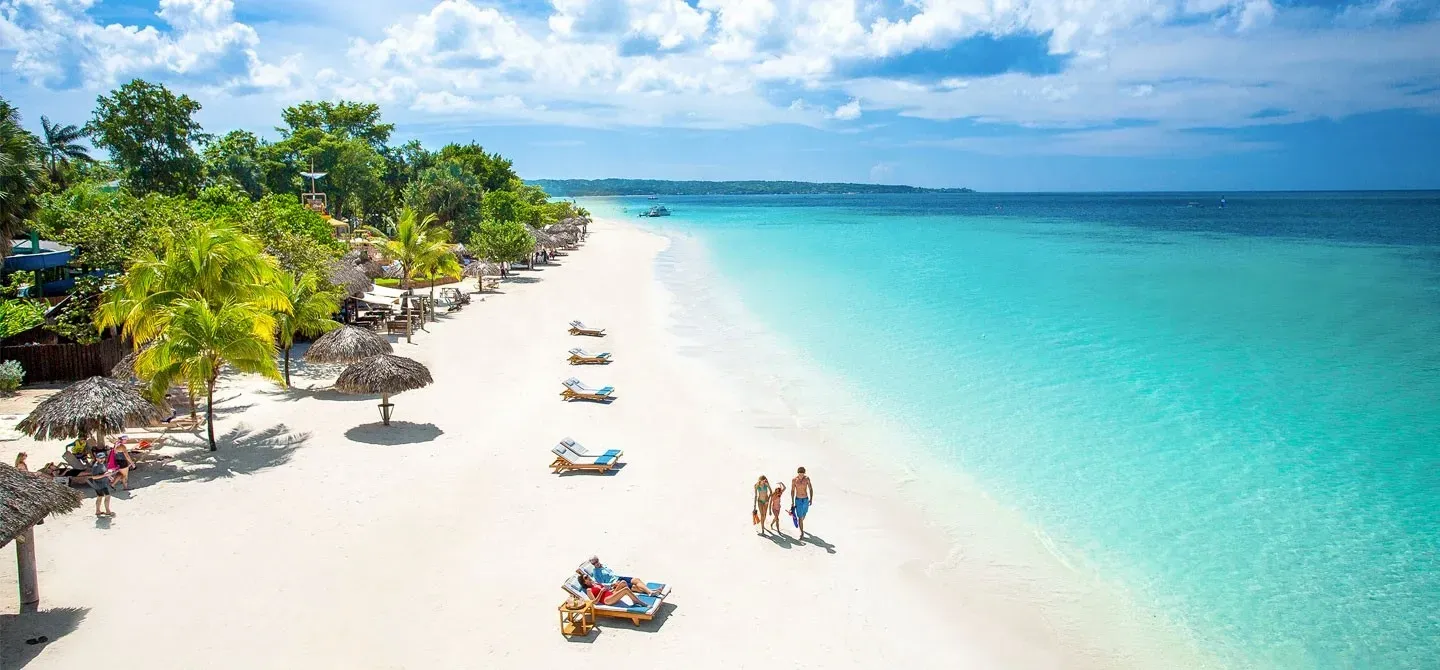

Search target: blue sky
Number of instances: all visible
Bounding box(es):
[2,0,1439,191]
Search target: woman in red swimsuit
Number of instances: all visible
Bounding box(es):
[578,574,644,607]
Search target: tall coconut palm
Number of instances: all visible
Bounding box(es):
[136,298,282,451]
[39,116,92,188]
[414,245,463,323]
[370,207,452,343]
[276,271,341,386]
[0,99,43,266]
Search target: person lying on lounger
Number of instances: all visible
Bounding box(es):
[578,574,645,608]
[586,556,657,595]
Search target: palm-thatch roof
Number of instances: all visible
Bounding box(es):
[1,464,83,547]
[463,260,500,278]
[328,263,373,297]
[333,355,433,396]
[305,325,394,364]
[526,225,559,249]
[341,249,386,279]
[16,376,167,441]
[110,342,149,380]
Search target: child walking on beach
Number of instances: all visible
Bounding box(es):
[769,483,786,535]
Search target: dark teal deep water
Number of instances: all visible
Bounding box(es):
[589,192,1440,668]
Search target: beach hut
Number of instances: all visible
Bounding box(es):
[16,376,167,443]
[333,354,433,426]
[2,464,84,611]
[305,325,393,364]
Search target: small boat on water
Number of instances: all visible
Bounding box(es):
[640,205,671,217]
[647,195,659,200]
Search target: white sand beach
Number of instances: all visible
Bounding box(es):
[3,217,1187,669]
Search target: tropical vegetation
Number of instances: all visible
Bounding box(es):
[0,78,588,448]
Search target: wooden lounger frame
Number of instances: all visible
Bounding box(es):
[560,387,614,402]
[568,325,605,337]
[567,352,611,365]
[549,453,621,474]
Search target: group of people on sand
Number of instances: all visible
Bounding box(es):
[13,435,146,517]
[753,467,815,543]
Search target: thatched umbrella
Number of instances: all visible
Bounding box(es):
[334,355,433,426]
[305,325,393,364]
[1,464,83,612]
[526,225,559,250]
[463,260,500,291]
[17,376,167,442]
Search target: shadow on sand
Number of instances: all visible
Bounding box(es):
[344,421,444,446]
[129,423,308,487]
[0,607,89,669]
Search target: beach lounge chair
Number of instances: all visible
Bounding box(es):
[568,320,606,337]
[561,377,615,402]
[550,442,623,474]
[567,348,612,365]
[561,575,668,626]
[575,561,670,598]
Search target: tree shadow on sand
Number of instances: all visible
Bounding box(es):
[344,421,443,446]
[130,423,307,487]
[503,276,542,284]
[0,607,88,669]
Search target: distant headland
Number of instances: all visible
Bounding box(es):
[528,179,974,197]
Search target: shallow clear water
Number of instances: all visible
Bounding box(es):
[589,193,1440,668]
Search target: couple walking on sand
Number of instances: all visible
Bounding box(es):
[753,467,814,543]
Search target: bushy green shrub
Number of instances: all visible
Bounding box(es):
[0,360,24,392]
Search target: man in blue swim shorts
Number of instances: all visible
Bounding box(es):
[791,466,814,544]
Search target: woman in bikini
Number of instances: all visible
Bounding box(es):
[753,475,772,535]
[578,574,644,608]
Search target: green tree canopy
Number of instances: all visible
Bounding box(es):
[202,130,272,200]
[279,101,394,149]
[470,220,534,265]
[404,161,483,242]
[437,142,516,193]
[87,79,207,196]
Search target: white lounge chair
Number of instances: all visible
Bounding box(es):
[567,348,612,365]
[550,442,623,474]
[569,320,606,337]
[561,377,615,402]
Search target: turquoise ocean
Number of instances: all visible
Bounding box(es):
[586,192,1440,668]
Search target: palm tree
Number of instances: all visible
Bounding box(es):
[97,222,287,346]
[136,298,281,451]
[414,244,462,324]
[370,207,452,343]
[276,271,341,386]
[0,99,43,265]
[39,116,92,188]
[96,221,288,449]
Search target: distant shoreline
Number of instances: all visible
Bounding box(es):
[529,178,974,197]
